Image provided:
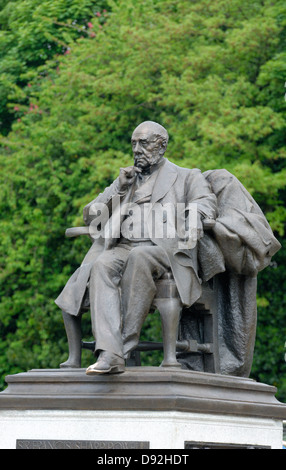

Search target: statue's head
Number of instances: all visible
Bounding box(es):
[131,121,169,170]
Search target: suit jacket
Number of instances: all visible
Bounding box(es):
[55,159,217,316]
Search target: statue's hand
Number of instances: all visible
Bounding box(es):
[118,166,141,192]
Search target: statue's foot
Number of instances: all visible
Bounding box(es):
[86,351,125,375]
[60,358,81,369]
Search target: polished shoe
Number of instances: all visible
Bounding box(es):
[86,351,125,375]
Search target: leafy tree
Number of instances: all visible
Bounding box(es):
[252,239,286,399]
[0,0,285,399]
[0,0,108,135]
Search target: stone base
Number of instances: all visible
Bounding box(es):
[0,409,283,449]
[0,367,285,449]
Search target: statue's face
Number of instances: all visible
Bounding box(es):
[131,127,165,170]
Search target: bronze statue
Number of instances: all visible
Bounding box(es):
[55,121,281,377]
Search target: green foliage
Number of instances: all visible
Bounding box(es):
[0,0,285,399]
[0,0,108,134]
[252,238,286,402]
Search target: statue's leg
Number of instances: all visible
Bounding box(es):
[60,311,82,368]
[85,245,132,375]
[121,245,170,357]
[88,245,131,357]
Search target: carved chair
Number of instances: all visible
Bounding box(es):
[65,219,220,373]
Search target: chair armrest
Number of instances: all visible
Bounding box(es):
[65,227,90,238]
[65,219,215,238]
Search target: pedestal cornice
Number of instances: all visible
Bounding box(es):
[0,367,285,420]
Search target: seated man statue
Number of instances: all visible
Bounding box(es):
[55,121,218,375]
[55,121,280,377]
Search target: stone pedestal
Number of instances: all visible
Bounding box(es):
[0,367,285,449]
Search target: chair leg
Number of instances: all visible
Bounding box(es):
[154,298,182,368]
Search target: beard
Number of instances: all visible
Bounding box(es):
[134,151,162,169]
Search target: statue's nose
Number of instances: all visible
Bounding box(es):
[134,141,142,153]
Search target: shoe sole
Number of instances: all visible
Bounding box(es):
[86,365,125,376]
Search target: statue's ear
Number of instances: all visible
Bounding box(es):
[158,138,168,156]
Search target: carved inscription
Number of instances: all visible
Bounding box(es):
[16,440,149,449]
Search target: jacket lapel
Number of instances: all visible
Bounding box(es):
[151,159,178,203]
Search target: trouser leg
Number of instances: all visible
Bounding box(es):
[121,245,171,356]
[89,245,131,358]
[60,311,82,368]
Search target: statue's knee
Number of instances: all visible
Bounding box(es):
[128,246,146,265]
